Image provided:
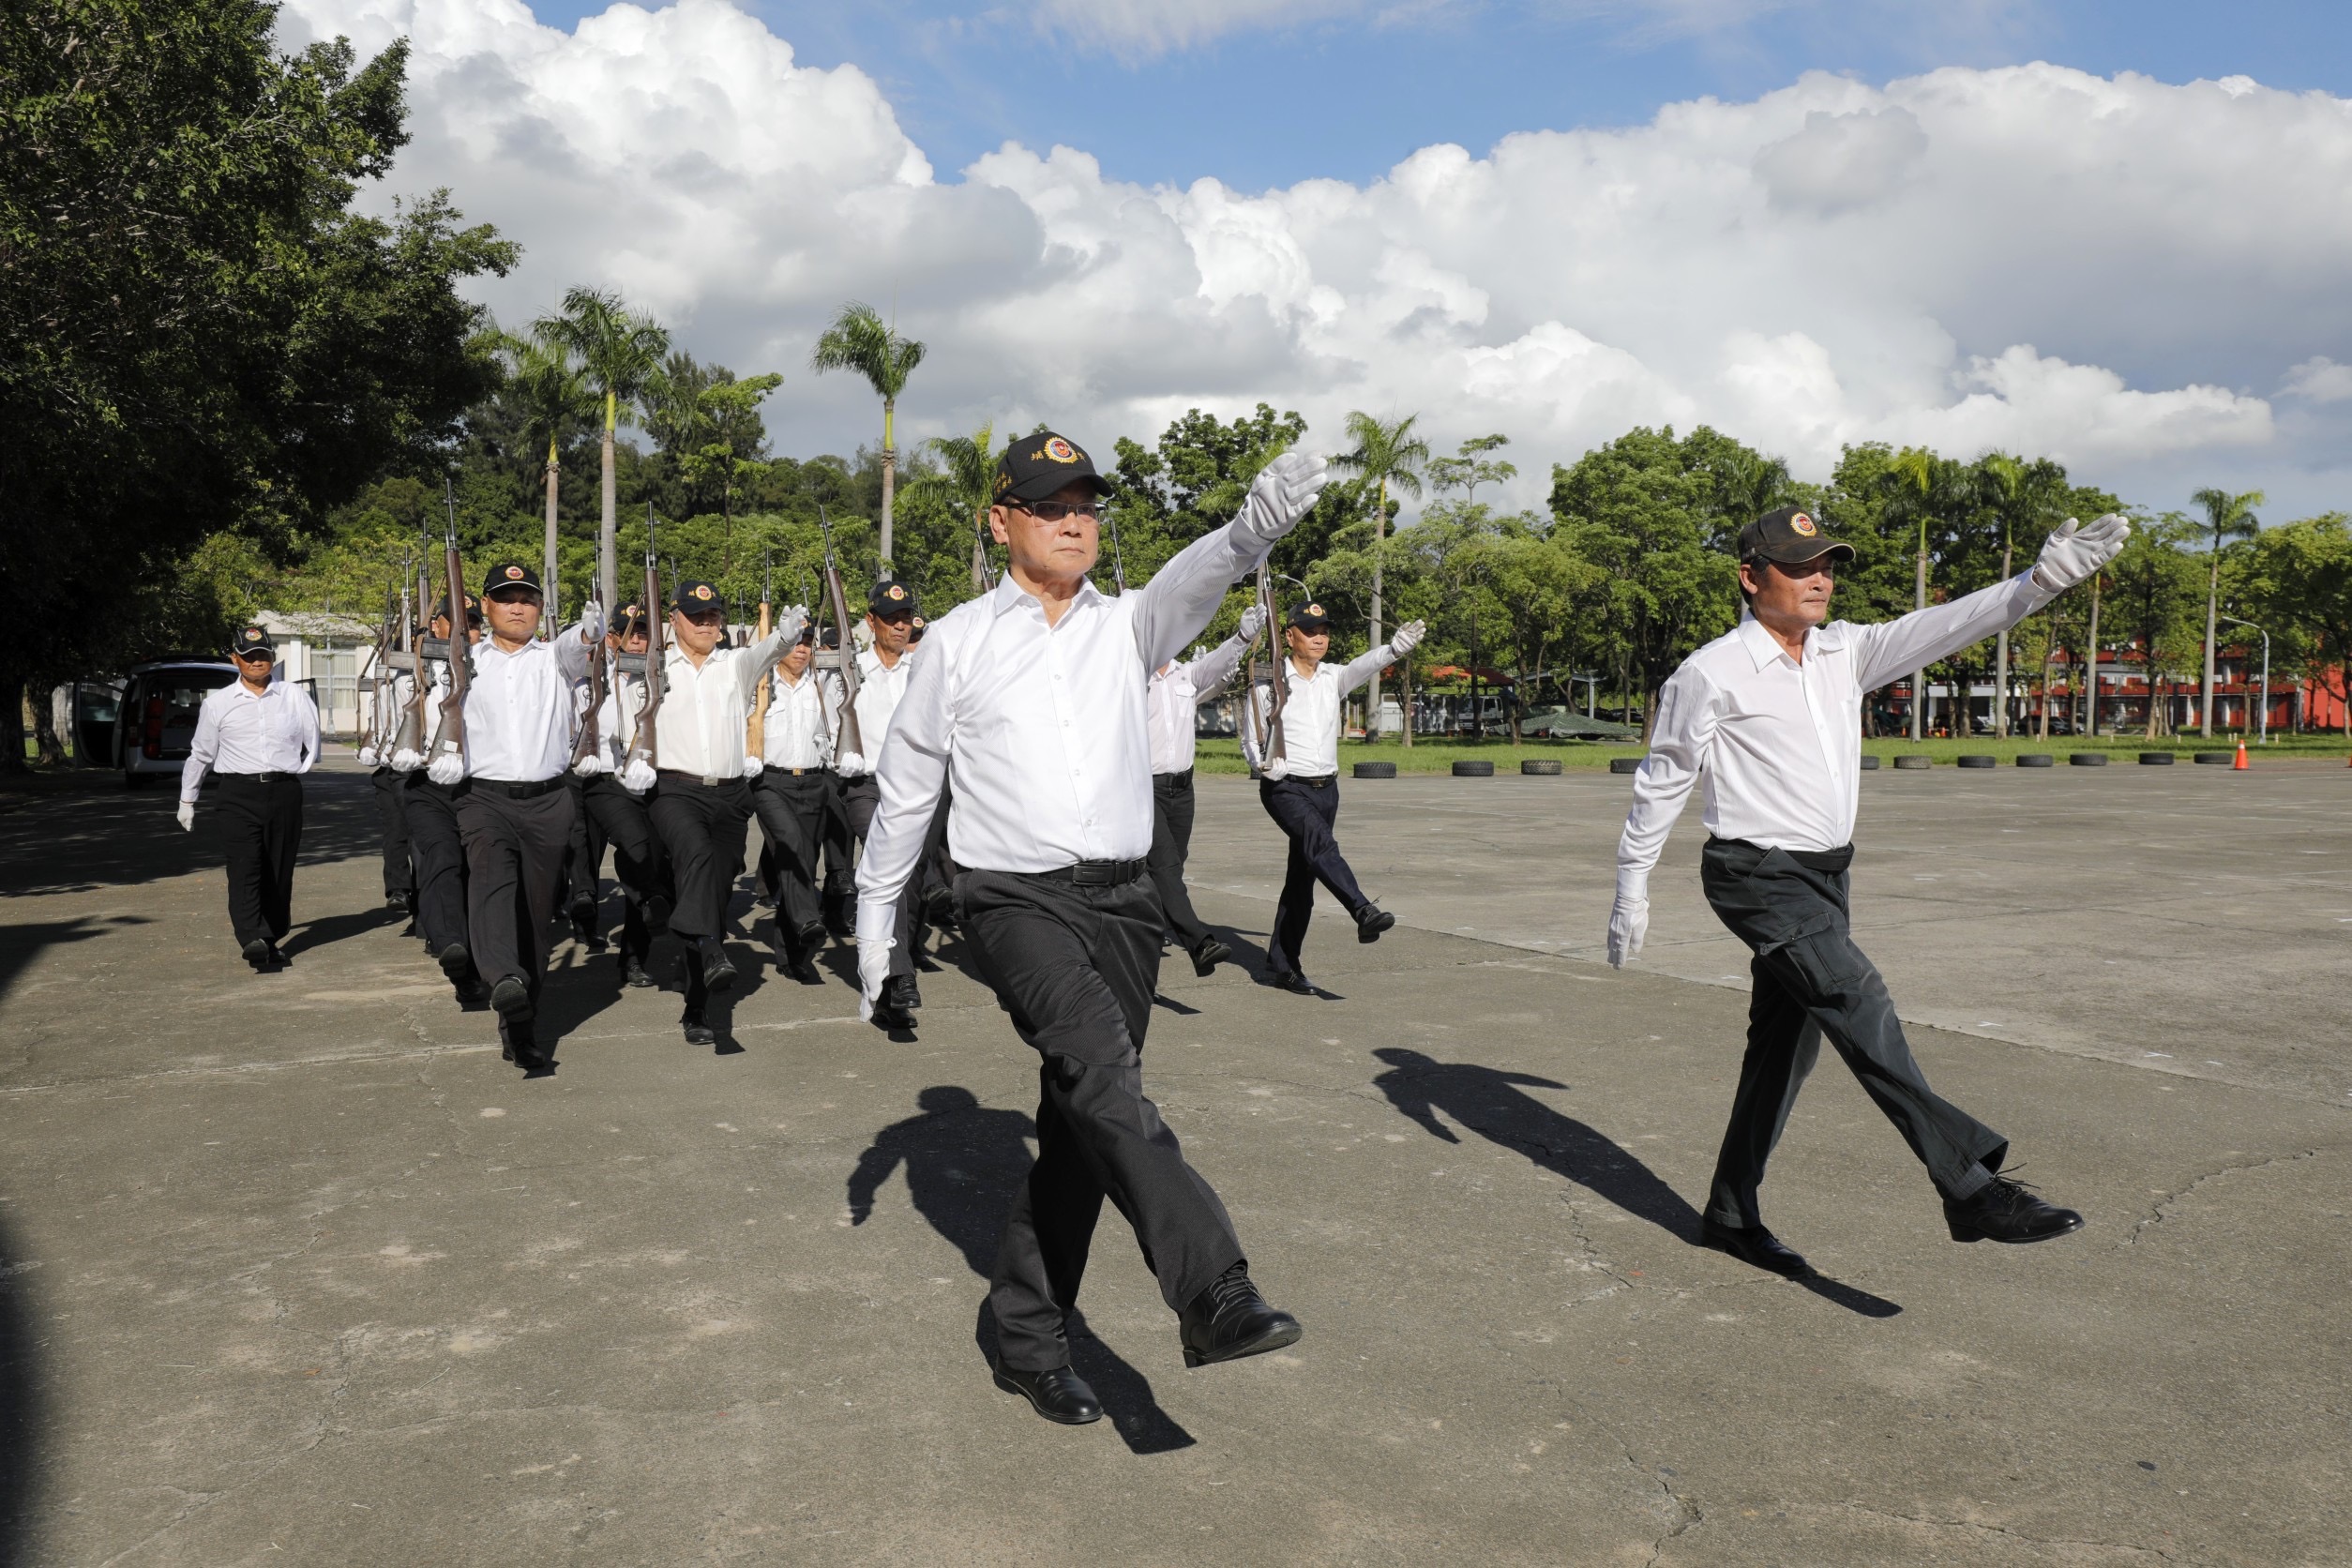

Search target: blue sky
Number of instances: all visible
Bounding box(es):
[520,0,2350,190]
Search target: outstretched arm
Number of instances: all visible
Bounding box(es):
[1131,455,1326,671]
[1852,515,2130,693]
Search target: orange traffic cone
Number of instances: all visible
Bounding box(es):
[2234,741,2250,770]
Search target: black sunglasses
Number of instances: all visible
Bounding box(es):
[1011,499,1101,522]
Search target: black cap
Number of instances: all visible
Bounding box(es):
[431,593,482,626]
[993,430,1113,506]
[867,579,917,617]
[482,561,541,597]
[1738,505,1853,565]
[230,625,275,656]
[909,613,927,641]
[792,619,816,645]
[672,579,725,617]
[1289,600,1334,632]
[819,624,842,649]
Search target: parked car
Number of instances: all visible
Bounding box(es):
[116,658,237,787]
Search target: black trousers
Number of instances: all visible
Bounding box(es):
[1259,776,1368,975]
[752,769,829,954]
[837,774,919,980]
[214,775,302,949]
[648,774,751,942]
[400,774,470,956]
[1148,769,1210,950]
[957,867,1244,1373]
[1698,837,2004,1228]
[562,773,603,913]
[456,782,575,1044]
[820,773,856,907]
[580,775,664,963]
[370,766,413,900]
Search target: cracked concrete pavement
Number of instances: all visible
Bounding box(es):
[0,758,2344,1565]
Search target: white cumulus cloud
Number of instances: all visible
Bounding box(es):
[281,0,2352,516]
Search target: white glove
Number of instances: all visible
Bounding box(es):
[427,750,465,787]
[856,935,895,1023]
[774,605,808,646]
[622,758,656,794]
[577,600,606,644]
[175,801,195,832]
[389,747,423,773]
[1606,895,1650,968]
[1238,604,1266,641]
[1262,757,1291,782]
[836,750,868,778]
[1232,451,1329,549]
[1389,619,1425,657]
[2032,514,2131,593]
[572,752,611,777]
[357,745,378,767]
[742,753,763,779]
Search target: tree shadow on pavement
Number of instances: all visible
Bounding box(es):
[0,1207,47,1565]
[848,1086,1196,1454]
[0,773,381,897]
[0,915,149,1007]
[1369,1048,1899,1318]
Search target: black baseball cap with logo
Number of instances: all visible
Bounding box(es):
[230,625,275,657]
[482,561,542,597]
[909,613,927,642]
[1738,505,1854,565]
[431,593,483,626]
[992,430,1113,506]
[1289,600,1334,632]
[868,579,917,618]
[672,579,725,617]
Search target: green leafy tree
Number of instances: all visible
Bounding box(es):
[2189,487,2263,736]
[912,424,1003,598]
[498,331,596,624]
[2105,514,2205,737]
[810,302,926,572]
[1427,434,1516,505]
[1331,414,1430,742]
[2241,513,2352,733]
[536,287,669,609]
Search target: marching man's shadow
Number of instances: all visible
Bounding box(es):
[1369,1048,1898,1318]
[847,1087,1198,1452]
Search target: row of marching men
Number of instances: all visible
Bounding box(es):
[345,564,942,1074]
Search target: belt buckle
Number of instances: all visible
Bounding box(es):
[701,773,720,788]
[1071,862,1108,886]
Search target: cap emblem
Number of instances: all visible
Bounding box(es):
[1789,513,1817,537]
[885,584,907,601]
[243,628,263,641]
[1305,604,1323,617]
[691,584,713,601]
[1042,437,1078,463]
[505,565,524,580]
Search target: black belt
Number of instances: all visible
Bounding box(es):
[1154,767,1194,786]
[1283,773,1335,789]
[658,768,745,789]
[1711,837,1855,874]
[762,765,823,777]
[216,770,294,783]
[467,776,565,799]
[1033,858,1148,887]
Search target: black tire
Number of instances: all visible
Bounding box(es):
[1520,759,1563,776]
[1608,757,1641,775]
[1957,754,1997,769]
[2193,751,2235,764]
[1352,761,1397,779]
[2139,751,2176,765]
[1893,755,1933,770]
[2015,754,2055,767]
[2068,752,2109,766]
[1859,755,1881,771]
[1452,760,1495,777]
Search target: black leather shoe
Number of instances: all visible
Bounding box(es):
[1189,937,1231,977]
[682,1009,716,1048]
[796,919,828,953]
[509,1025,551,1074]
[621,956,656,988]
[888,973,921,1012]
[386,892,413,915]
[923,886,958,933]
[489,976,532,1018]
[242,937,273,970]
[1699,1217,1811,1277]
[822,897,852,941]
[1179,1261,1303,1368]
[1267,969,1314,995]
[698,937,737,993]
[1355,906,1396,943]
[1945,1176,2085,1244]
[437,942,474,984]
[266,943,292,968]
[869,980,916,1032]
[787,953,822,985]
[992,1364,1103,1425]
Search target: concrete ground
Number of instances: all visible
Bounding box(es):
[0,755,2344,1566]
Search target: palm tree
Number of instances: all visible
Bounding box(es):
[2190,487,2262,736]
[1714,448,1793,523]
[811,302,927,572]
[500,331,596,628]
[917,423,1001,592]
[535,287,670,608]
[1332,413,1429,744]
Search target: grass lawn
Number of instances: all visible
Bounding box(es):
[1191,731,2352,775]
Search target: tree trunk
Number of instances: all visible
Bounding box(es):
[879,396,897,572]
[599,391,619,613]
[1370,485,1386,746]
[2082,576,2101,735]
[2146,668,2162,739]
[2199,544,2220,737]
[1994,540,2013,736]
[0,673,24,774]
[1910,520,1928,741]
[543,445,561,638]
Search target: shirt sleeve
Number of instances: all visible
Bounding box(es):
[1130,522,1266,673]
[734,630,787,706]
[1615,661,1719,901]
[294,687,321,772]
[1186,634,1249,700]
[855,629,954,942]
[179,692,221,803]
[1336,643,1396,696]
[555,623,593,684]
[1849,572,2056,694]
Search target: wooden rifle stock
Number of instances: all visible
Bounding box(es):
[622,508,664,776]
[817,505,865,761]
[430,482,469,768]
[746,551,773,759]
[1249,565,1289,769]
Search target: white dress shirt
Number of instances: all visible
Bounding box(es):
[180,678,320,801]
[1616,571,2058,897]
[761,666,834,769]
[1148,635,1247,776]
[1250,644,1396,778]
[855,521,1271,940]
[649,631,789,778]
[462,631,592,782]
[841,646,913,761]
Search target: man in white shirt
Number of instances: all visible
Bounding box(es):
[574,606,667,988]
[1249,602,1423,992]
[644,577,804,1047]
[831,578,926,1024]
[177,625,320,971]
[752,622,833,984]
[858,432,1319,1425]
[391,593,488,1004]
[1608,505,2130,1270]
[1146,607,1259,975]
[436,561,601,1073]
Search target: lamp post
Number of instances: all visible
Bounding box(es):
[2217,613,2270,744]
